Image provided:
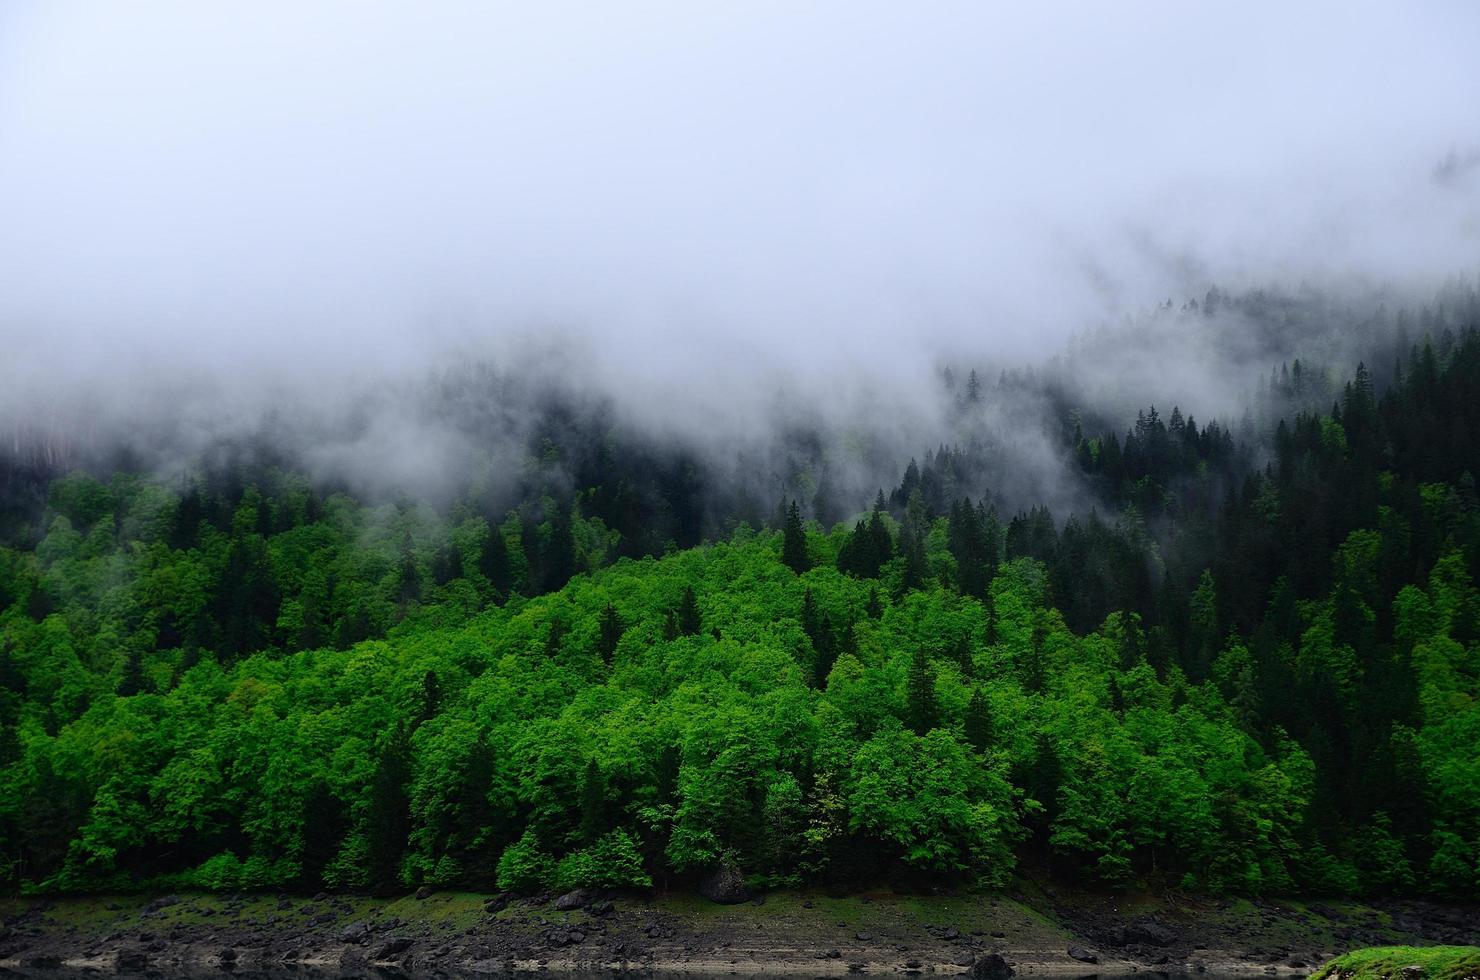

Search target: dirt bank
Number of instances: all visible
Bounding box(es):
[1,888,1475,976]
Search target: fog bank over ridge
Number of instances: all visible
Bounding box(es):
[1,2,1478,494]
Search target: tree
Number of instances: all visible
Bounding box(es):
[597,603,624,665]
[782,500,809,574]
[365,725,412,891]
[677,585,702,637]
[116,649,146,697]
[905,649,939,735]
[964,688,992,752]
[578,758,605,845]
[479,524,512,599]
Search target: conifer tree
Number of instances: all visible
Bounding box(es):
[597,603,624,665]
[365,725,412,891]
[677,585,702,636]
[579,757,605,845]
[117,649,145,697]
[479,524,512,599]
[964,688,993,751]
[905,648,939,735]
[782,500,809,574]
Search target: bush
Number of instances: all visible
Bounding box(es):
[496,830,553,892]
[553,830,651,890]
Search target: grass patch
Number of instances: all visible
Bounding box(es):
[1313,946,1480,980]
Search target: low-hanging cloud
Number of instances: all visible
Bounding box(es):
[1,1,1477,509]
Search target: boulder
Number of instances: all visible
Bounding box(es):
[340,921,373,944]
[969,953,1015,980]
[1068,947,1098,964]
[141,895,181,917]
[698,865,752,905]
[414,885,435,900]
[554,888,596,911]
[373,937,414,960]
[1125,920,1177,947]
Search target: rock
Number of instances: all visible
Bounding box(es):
[312,891,328,901]
[821,948,842,959]
[116,948,151,971]
[554,888,595,911]
[969,953,1015,980]
[141,895,181,916]
[990,931,1006,939]
[589,900,614,917]
[415,885,435,900]
[857,932,874,941]
[218,947,238,962]
[484,893,512,913]
[952,951,976,967]
[340,921,373,944]
[1125,920,1177,947]
[1068,947,1098,964]
[698,865,752,905]
[373,937,415,959]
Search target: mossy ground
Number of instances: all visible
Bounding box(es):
[1313,946,1480,980]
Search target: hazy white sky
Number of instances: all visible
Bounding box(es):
[1,1,1477,399]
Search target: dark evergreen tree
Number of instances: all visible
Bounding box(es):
[479,524,512,599]
[782,499,809,574]
[597,603,624,665]
[116,649,145,697]
[905,648,939,735]
[677,585,702,637]
[364,725,412,892]
[964,687,993,752]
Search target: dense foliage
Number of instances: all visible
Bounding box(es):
[1,316,1477,900]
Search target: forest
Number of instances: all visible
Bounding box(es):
[0,290,1477,901]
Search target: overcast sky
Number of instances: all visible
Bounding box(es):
[1,1,1478,414]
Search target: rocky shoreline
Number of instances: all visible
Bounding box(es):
[2,889,1475,976]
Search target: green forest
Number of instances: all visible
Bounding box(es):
[1,305,1478,901]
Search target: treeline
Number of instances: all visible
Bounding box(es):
[0,322,1478,899]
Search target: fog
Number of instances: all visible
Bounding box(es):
[1,2,1478,508]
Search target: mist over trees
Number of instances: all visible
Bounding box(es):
[1,284,1478,898]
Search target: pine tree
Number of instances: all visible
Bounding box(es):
[662,610,679,641]
[865,586,883,619]
[430,541,462,586]
[364,725,412,891]
[677,585,702,636]
[418,669,441,725]
[543,505,577,593]
[951,634,974,676]
[811,614,837,687]
[782,500,809,574]
[868,509,893,567]
[905,648,939,735]
[964,688,993,751]
[300,779,348,889]
[117,649,145,697]
[479,524,512,600]
[597,603,624,665]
